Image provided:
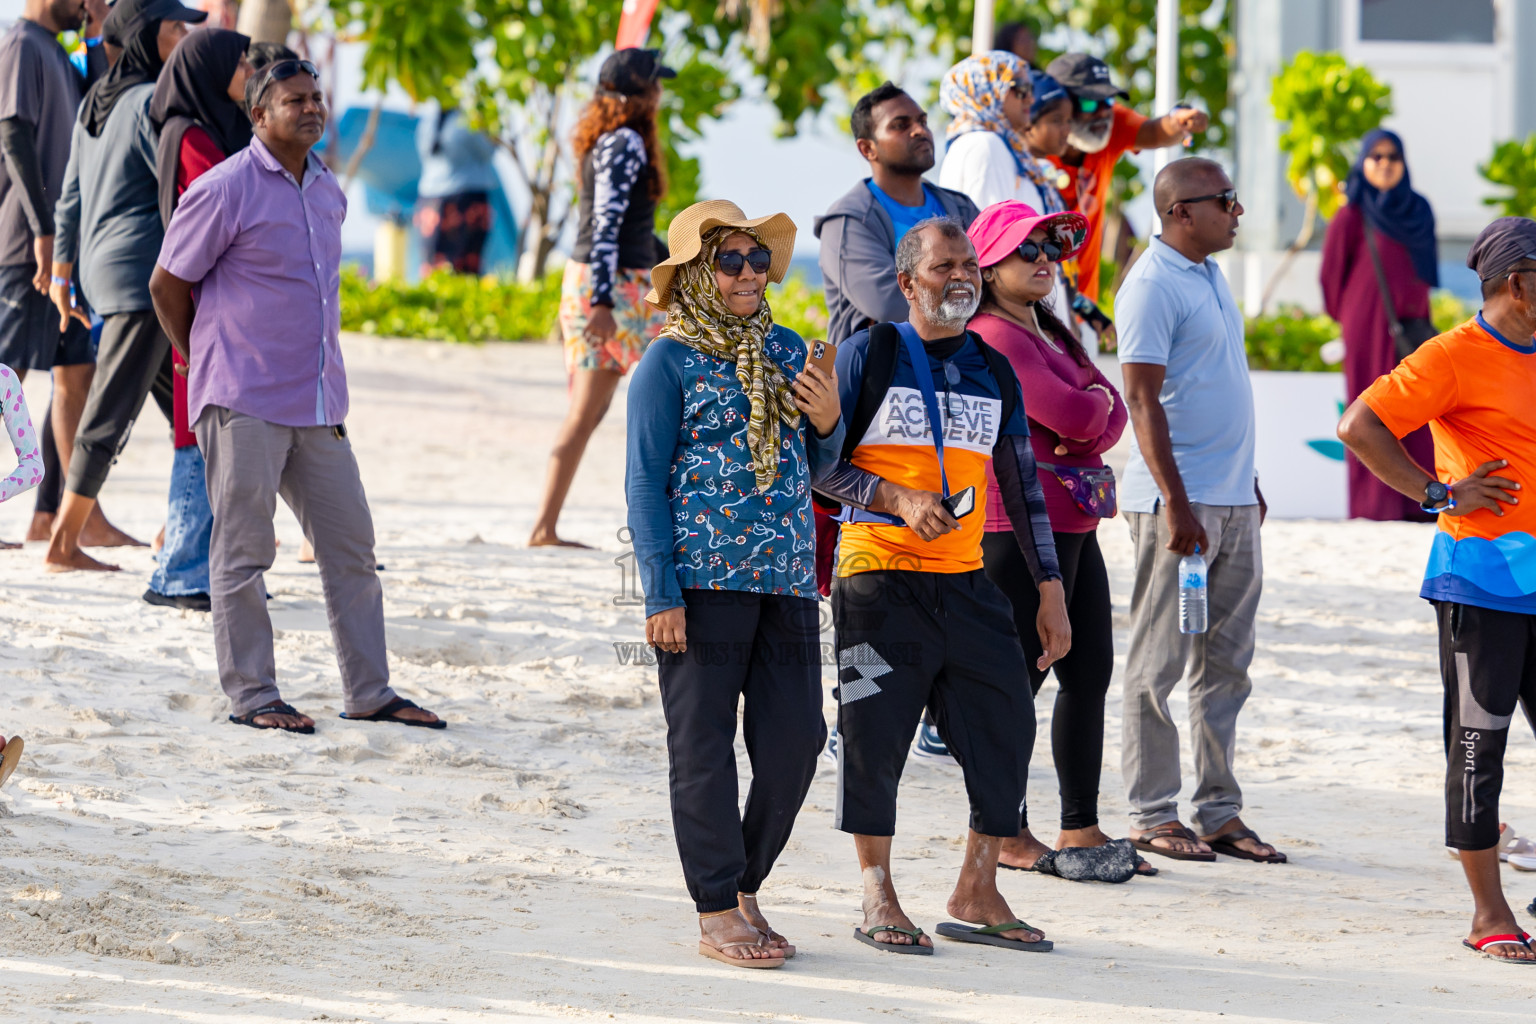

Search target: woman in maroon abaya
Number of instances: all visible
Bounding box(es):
[1321,128,1439,521]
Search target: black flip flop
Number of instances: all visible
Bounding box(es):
[1206,827,1287,863]
[229,701,315,734]
[936,920,1052,952]
[854,925,933,955]
[1132,823,1217,862]
[339,697,446,729]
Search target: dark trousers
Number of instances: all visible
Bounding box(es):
[983,529,1115,831]
[656,589,826,913]
[1437,601,1536,850]
[67,310,172,500]
[833,569,1034,838]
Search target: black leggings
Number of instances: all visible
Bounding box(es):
[982,529,1114,831]
[67,310,172,500]
[656,589,826,913]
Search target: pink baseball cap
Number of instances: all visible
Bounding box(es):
[967,200,1089,268]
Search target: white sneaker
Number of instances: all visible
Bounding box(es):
[911,722,955,763]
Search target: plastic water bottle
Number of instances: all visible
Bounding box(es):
[1179,545,1208,635]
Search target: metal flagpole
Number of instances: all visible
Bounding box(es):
[972,0,995,57]
[1151,0,1180,176]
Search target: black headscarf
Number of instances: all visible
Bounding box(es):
[1345,128,1440,288]
[151,29,252,226]
[81,0,172,137]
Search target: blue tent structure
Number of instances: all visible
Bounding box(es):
[326,106,520,278]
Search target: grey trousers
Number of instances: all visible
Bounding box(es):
[1122,503,1262,834]
[196,406,396,718]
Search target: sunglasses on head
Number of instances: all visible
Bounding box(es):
[1074,95,1114,115]
[1165,188,1238,216]
[1018,239,1064,263]
[250,59,321,105]
[714,248,772,276]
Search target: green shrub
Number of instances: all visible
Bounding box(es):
[1244,305,1338,372]
[340,268,562,343]
[1432,290,1472,333]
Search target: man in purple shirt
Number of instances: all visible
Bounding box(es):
[149,62,442,734]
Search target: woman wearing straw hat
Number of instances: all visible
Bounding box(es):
[626,199,844,968]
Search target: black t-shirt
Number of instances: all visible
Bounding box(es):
[0,19,82,266]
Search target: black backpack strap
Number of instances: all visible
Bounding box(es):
[841,322,903,462]
[969,331,1020,432]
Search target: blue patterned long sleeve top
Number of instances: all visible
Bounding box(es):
[625,327,845,616]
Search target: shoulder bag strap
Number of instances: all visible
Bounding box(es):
[1363,222,1406,345]
[893,322,951,498]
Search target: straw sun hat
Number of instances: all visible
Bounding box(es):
[645,200,797,310]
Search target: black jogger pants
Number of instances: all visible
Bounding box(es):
[656,589,826,913]
[66,309,172,500]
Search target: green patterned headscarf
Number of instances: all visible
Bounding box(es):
[663,225,800,491]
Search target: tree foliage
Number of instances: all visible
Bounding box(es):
[1270,50,1390,221]
[1480,134,1536,219]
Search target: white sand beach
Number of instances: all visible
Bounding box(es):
[2,336,1535,1023]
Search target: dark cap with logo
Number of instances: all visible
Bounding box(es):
[1467,217,1536,281]
[597,48,677,97]
[103,0,209,46]
[1044,53,1129,100]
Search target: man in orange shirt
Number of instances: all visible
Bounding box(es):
[1339,216,1536,964]
[1044,54,1209,303]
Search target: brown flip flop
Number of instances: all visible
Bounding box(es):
[698,938,785,969]
[0,736,23,789]
[1132,822,1217,862]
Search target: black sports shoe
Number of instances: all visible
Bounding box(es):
[143,589,212,613]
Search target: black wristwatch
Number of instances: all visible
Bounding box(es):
[1420,480,1453,514]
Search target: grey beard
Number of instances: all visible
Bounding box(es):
[919,287,979,332]
[1068,122,1112,154]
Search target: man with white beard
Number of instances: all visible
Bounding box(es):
[811,218,1072,955]
[1043,53,1208,304]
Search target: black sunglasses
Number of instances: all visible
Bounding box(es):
[714,248,772,276]
[942,360,963,418]
[1018,239,1064,263]
[1165,188,1238,216]
[250,59,322,106]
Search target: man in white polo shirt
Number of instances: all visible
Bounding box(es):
[1115,157,1283,866]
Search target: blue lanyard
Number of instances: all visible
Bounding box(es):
[894,322,952,499]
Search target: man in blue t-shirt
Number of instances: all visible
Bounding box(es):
[815,83,980,347]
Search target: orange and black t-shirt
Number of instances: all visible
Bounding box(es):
[832,328,1031,576]
[1361,314,1536,613]
[1049,104,1147,302]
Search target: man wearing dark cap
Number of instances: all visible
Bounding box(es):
[1339,216,1536,963]
[1044,53,1208,302]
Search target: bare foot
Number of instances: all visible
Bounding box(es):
[999,827,1052,870]
[738,893,793,956]
[152,524,165,553]
[1468,907,1536,962]
[25,510,53,542]
[44,546,121,573]
[0,538,18,550]
[945,887,1044,945]
[298,538,314,563]
[699,909,782,961]
[1132,820,1212,857]
[527,532,592,549]
[77,512,145,549]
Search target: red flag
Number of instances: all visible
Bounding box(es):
[616,0,661,49]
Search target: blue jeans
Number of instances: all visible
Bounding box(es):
[149,445,212,597]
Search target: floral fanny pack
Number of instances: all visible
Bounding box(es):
[1038,463,1118,519]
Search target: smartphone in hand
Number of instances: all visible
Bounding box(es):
[805,338,837,378]
[941,485,976,519]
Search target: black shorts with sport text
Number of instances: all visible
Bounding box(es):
[1437,601,1536,850]
[832,568,1035,837]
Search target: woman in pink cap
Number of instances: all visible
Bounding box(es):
[966,201,1140,877]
